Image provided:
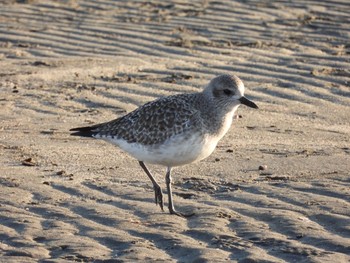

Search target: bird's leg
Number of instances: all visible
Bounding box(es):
[165,167,194,218]
[139,161,164,211]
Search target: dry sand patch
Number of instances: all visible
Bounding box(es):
[0,0,349,262]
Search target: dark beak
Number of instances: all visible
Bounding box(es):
[239,96,258,109]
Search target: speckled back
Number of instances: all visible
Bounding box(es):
[91,93,205,145]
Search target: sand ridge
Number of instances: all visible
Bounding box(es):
[0,0,349,262]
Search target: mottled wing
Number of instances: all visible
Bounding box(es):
[91,94,202,145]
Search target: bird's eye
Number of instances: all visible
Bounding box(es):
[223,89,232,96]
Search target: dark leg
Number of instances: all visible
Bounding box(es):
[139,161,164,211]
[165,167,194,217]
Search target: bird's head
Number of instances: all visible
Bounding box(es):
[205,74,258,110]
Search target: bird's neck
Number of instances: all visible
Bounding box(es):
[197,93,239,137]
[214,105,239,139]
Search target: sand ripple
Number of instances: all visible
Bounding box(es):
[0,0,349,262]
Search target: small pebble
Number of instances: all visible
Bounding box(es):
[259,165,268,170]
[12,86,19,93]
[56,170,66,176]
[22,157,36,166]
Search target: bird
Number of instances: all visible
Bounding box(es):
[70,74,258,217]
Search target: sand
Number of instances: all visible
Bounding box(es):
[0,0,349,262]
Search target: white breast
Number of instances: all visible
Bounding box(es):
[105,132,217,167]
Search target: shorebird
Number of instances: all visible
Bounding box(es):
[70,74,258,217]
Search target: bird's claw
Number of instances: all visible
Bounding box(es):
[154,185,164,211]
[169,206,194,218]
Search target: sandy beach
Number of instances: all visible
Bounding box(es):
[0,0,349,262]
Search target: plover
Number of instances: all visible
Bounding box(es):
[70,74,258,217]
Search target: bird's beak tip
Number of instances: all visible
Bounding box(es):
[239,96,258,109]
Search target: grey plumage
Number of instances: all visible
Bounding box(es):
[70,74,258,217]
[72,93,204,145]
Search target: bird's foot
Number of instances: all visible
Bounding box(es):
[169,206,195,218]
[153,185,164,211]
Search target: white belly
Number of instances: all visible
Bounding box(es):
[104,132,219,167]
[100,107,237,167]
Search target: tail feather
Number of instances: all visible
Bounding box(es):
[70,126,96,137]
